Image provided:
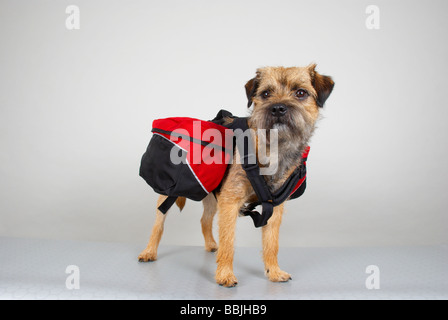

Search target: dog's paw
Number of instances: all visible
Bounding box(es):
[205,241,218,253]
[215,270,238,288]
[138,249,157,262]
[266,268,292,282]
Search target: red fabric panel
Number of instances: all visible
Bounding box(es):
[289,146,310,196]
[153,118,230,148]
[152,118,233,193]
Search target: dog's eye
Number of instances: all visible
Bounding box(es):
[261,91,270,99]
[295,89,308,99]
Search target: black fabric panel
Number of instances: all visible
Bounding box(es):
[289,179,307,200]
[139,134,207,201]
[170,163,208,201]
[140,134,181,194]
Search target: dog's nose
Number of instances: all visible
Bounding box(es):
[270,104,288,117]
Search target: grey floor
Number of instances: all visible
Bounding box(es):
[0,237,447,300]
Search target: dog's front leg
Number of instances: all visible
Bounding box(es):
[262,203,292,282]
[215,192,244,287]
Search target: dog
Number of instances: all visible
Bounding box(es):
[138,64,334,287]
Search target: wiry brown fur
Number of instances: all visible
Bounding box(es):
[138,65,334,287]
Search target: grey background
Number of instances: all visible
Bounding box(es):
[1,0,447,248]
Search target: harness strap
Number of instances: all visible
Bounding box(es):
[158,196,177,214]
[232,118,275,228]
[271,164,306,204]
[227,114,308,228]
[240,202,274,228]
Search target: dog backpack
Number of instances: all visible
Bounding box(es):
[139,116,234,213]
[139,110,309,227]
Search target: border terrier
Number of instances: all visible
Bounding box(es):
[138,64,334,287]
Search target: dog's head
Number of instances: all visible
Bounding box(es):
[245,65,334,142]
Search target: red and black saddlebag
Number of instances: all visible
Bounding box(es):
[139,117,233,213]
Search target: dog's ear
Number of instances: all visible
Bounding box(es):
[308,64,335,108]
[245,77,259,108]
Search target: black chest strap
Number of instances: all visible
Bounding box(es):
[231,117,275,228]
[228,115,306,228]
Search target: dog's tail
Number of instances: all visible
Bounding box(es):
[176,197,186,211]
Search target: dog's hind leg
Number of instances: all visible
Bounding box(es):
[138,195,170,262]
[201,194,218,252]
